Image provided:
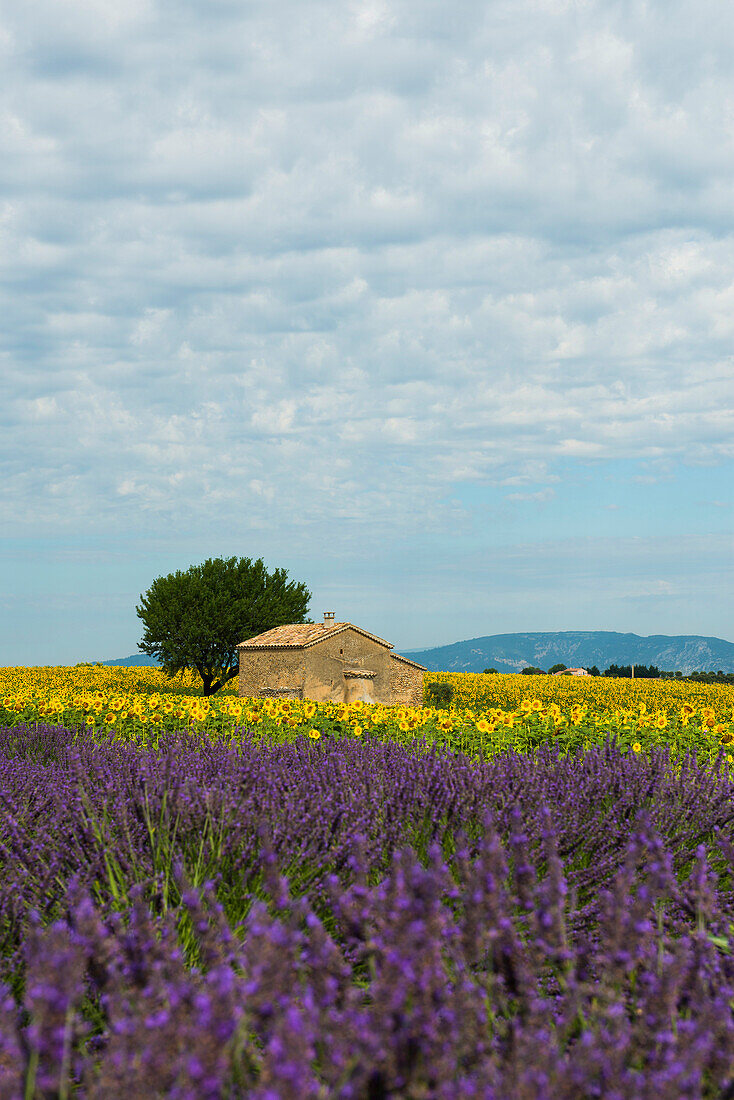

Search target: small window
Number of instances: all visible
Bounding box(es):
[340,648,343,654]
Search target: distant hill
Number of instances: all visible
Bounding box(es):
[400,632,734,675]
[101,654,160,667]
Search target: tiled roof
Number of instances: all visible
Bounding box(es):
[237,621,394,650]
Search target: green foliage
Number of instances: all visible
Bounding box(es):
[136,556,311,696]
[520,666,545,675]
[604,664,660,679]
[548,663,567,674]
[689,670,734,685]
[425,681,455,708]
[482,667,498,674]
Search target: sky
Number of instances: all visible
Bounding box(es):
[1,0,733,665]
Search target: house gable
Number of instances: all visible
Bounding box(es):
[302,623,393,651]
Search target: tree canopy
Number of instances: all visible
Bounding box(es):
[136,556,311,696]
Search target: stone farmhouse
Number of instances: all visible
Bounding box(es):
[552,667,591,677]
[237,612,427,705]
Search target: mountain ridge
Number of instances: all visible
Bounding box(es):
[400,631,734,675]
[101,654,160,667]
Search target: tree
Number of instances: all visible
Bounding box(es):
[520,666,545,675]
[136,556,311,696]
[482,667,498,674]
[548,663,567,674]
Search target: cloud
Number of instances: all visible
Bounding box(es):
[1,0,732,562]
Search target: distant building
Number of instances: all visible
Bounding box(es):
[552,667,591,677]
[237,612,427,705]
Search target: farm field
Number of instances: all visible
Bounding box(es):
[3,665,734,1094]
[2,722,734,1094]
[1,665,734,765]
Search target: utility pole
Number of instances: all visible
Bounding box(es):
[631,663,634,679]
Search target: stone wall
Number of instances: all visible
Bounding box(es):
[238,647,304,700]
[388,659,424,706]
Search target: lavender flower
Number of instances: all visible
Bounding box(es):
[0,724,733,1095]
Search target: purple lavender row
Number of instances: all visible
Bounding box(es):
[0,723,733,1097]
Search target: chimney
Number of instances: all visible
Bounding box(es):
[323,611,335,627]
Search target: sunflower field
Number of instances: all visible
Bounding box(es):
[1,665,733,765]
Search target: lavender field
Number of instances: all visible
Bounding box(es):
[2,723,734,1097]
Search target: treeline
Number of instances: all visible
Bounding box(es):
[602,664,659,679]
[668,670,734,685]
[605,667,734,684]
[513,664,661,678]
[482,664,734,682]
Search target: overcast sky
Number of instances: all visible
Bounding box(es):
[2,0,733,665]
